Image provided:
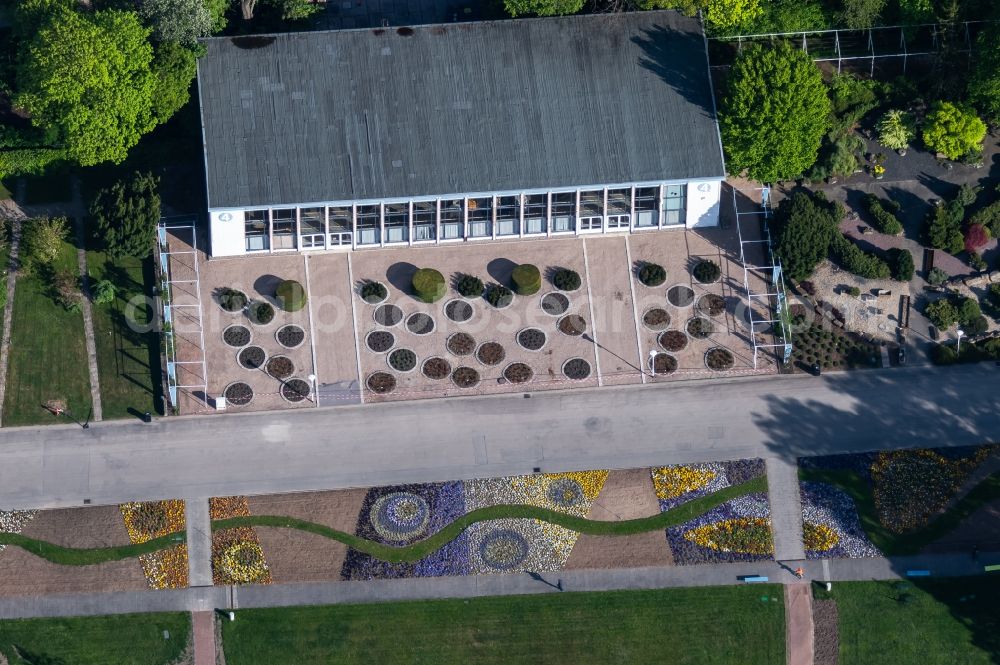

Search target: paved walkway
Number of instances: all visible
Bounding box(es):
[766,457,806,562]
[185,499,213,588]
[0,182,26,427]
[69,177,102,422]
[0,550,995,620]
[784,583,813,665]
[191,611,217,665]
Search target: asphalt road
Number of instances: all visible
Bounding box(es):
[1,364,998,510]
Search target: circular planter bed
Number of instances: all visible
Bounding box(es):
[693,259,722,284]
[697,293,726,317]
[451,366,481,389]
[387,348,417,373]
[637,263,667,287]
[223,324,251,348]
[280,378,311,403]
[667,285,695,308]
[275,324,305,348]
[237,345,266,370]
[705,347,735,371]
[265,355,294,380]
[475,341,506,366]
[246,301,275,326]
[648,352,678,375]
[447,332,476,356]
[562,357,592,381]
[359,281,388,304]
[224,382,253,406]
[658,329,688,352]
[502,362,533,384]
[365,330,396,353]
[444,299,473,323]
[552,268,582,292]
[366,372,397,395]
[516,328,547,351]
[217,288,248,313]
[642,307,671,331]
[484,285,514,309]
[557,314,586,336]
[687,316,714,339]
[540,292,570,316]
[405,312,435,336]
[421,356,451,380]
[373,303,404,327]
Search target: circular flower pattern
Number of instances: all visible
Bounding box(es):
[546,478,585,508]
[217,541,269,584]
[369,492,431,542]
[478,529,530,570]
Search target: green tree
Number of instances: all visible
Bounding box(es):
[138,0,211,45]
[150,42,201,125]
[90,172,161,260]
[922,101,987,160]
[719,42,831,183]
[750,0,828,33]
[840,0,887,28]
[925,298,958,329]
[14,6,156,166]
[503,0,584,15]
[897,0,935,24]
[22,216,69,272]
[876,110,914,151]
[886,248,914,282]
[702,0,763,33]
[204,0,230,32]
[968,27,1000,125]
[926,205,965,254]
[774,192,840,281]
[92,279,117,305]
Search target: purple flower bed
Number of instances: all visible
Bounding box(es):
[666,492,774,565]
[656,459,766,512]
[800,481,882,559]
[341,481,470,580]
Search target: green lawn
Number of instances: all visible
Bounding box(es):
[87,250,162,418]
[223,587,786,665]
[3,240,92,426]
[0,612,190,665]
[834,578,1000,665]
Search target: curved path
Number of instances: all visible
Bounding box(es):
[0,364,998,510]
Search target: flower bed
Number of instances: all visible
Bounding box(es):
[687,317,713,339]
[705,347,734,371]
[265,355,294,380]
[280,378,310,403]
[247,301,275,326]
[692,259,722,284]
[475,341,506,367]
[444,299,473,323]
[642,307,671,331]
[217,288,248,312]
[224,382,253,406]
[652,460,765,511]
[698,294,726,317]
[365,330,395,353]
[405,312,435,336]
[388,348,417,373]
[657,330,687,352]
[120,500,188,589]
[648,352,677,374]
[223,325,251,348]
[0,510,36,554]
[373,303,404,327]
[540,292,570,316]
[366,372,396,394]
[237,345,266,370]
[667,493,773,564]
[210,496,272,586]
[421,356,451,380]
[562,357,591,381]
[275,324,305,349]
[800,482,881,559]
[447,332,476,356]
[502,362,533,384]
[557,314,586,336]
[667,285,695,308]
[516,328,547,351]
[451,366,480,389]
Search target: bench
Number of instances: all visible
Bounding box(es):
[740,575,769,583]
[906,570,931,577]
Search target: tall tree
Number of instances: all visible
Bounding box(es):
[719,41,831,183]
[503,0,585,16]
[138,0,212,46]
[14,6,156,166]
[840,0,887,28]
[968,27,1000,126]
[922,101,987,160]
[702,0,763,33]
[151,42,201,125]
[90,172,161,260]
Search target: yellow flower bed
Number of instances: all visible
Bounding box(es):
[119,500,188,590]
[683,518,773,554]
[652,465,718,500]
[212,526,272,586]
[803,522,839,552]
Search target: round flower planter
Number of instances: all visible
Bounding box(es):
[705,347,735,371]
[657,329,688,352]
[366,371,397,395]
[275,324,305,349]
[446,332,476,356]
[236,345,267,370]
[692,259,722,284]
[687,316,714,339]
[475,341,506,367]
[387,348,418,373]
[697,293,726,317]
[405,312,436,336]
[280,377,311,403]
[561,357,592,381]
[484,287,514,310]
[359,285,388,305]
[451,366,481,389]
[540,292,570,316]
[217,288,249,313]
[479,528,530,570]
[667,284,695,308]
[223,324,252,348]
[365,330,396,353]
[642,307,671,331]
[444,299,474,323]
[246,301,276,326]
[502,362,533,385]
[369,492,430,542]
[648,351,678,375]
[373,303,404,327]
[516,327,547,352]
[547,478,586,507]
[557,314,586,337]
[421,356,452,380]
[265,355,295,380]
[223,381,254,406]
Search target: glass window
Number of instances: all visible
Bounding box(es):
[327,206,352,246]
[607,188,630,215]
[551,192,575,233]
[467,197,492,237]
[299,207,325,249]
[580,190,603,217]
[440,199,464,239]
[384,203,409,243]
[356,205,380,245]
[663,184,686,226]
[244,209,269,251]
[634,187,659,228]
[496,196,519,236]
[412,201,436,242]
[272,208,296,249]
[524,194,547,234]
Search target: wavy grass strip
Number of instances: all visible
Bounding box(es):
[0,476,766,566]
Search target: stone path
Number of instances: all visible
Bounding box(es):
[783,583,814,665]
[185,499,214,588]
[69,177,102,422]
[191,611,217,665]
[766,457,806,562]
[0,180,26,426]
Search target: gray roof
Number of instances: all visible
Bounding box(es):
[198,11,725,210]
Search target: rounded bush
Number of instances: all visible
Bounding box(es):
[484,284,513,309]
[454,273,484,298]
[552,268,581,292]
[275,280,307,312]
[247,301,275,325]
[512,264,541,295]
[412,268,446,303]
[218,288,248,312]
[638,263,667,287]
[693,259,722,284]
[360,281,388,304]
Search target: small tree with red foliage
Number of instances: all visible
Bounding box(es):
[964,223,990,253]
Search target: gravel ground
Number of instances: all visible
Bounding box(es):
[812,598,840,665]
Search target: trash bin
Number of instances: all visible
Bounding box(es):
[143,412,152,423]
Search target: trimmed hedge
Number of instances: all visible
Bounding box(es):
[830,234,890,279]
[512,264,541,296]
[412,268,446,303]
[862,194,904,235]
[275,280,307,312]
[886,247,914,282]
[638,263,667,287]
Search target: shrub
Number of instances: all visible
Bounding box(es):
[922,101,987,160]
[51,269,81,312]
[360,281,387,303]
[970,201,1000,238]
[847,286,861,297]
[774,192,841,282]
[862,194,903,235]
[886,248,914,282]
[964,315,989,336]
[90,171,160,260]
[876,109,915,151]
[830,234,890,279]
[926,205,965,255]
[807,133,863,181]
[248,301,275,325]
[218,287,248,312]
[454,274,483,298]
[969,252,987,272]
[22,216,68,272]
[484,284,513,308]
[926,267,949,287]
[552,268,581,291]
[693,259,722,284]
[925,298,957,329]
[957,297,982,326]
[638,262,667,287]
[511,263,541,296]
[411,268,446,303]
[92,279,116,305]
[964,224,990,253]
[275,280,306,312]
[988,283,1000,308]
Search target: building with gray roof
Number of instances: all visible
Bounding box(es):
[197,10,726,256]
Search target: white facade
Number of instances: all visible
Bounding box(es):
[208,179,722,258]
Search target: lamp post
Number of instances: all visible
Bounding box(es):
[956,329,965,355]
[308,374,317,404]
[648,350,658,377]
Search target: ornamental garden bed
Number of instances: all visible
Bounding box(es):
[275,324,305,349]
[447,332,476,356]
[373,303,404,327]
[687,317,714,339]
[237,345,266,370]
[451,366,480,389]
[366,372,396,394]
[421,356,451,380]
[223,324,252,348]
[444,299,473,323]
[502,362,533,384]
[667,285,695,308]
[359,281,388,304]
[224,382,254,406]
[692,259,722,284]
[562,357,592,380]
[540,292,570,316]
[705,347,735,371]
[658,330,688,352]
[697,294,726,317]
[280,378,310,403]
[405,313,436,336]
[365,330,395,353]
[516,328,547,351]
[484,284,514,309]
[475,341,506,366]
[247,301,275,326]
[217,287,248,312]
[649,352,678,374]
[791,321,882,370]
[642,307,671,331]
[557,314,586,337]
[387,348,418,373]
[265,355,294,380]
